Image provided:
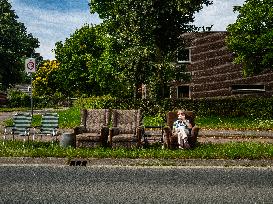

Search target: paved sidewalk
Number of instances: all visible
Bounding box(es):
[198,129,273,144]
[200,129,273,138]
[1,157,273,167]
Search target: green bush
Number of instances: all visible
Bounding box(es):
[73,96,273,119]
[7,89,31,108]
[6,89,73,108]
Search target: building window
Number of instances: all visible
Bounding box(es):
[159,84,170,98]
[231,84,265,93]
[177,85,190,98]
[177,48,191,63]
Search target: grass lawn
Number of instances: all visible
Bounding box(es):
[2,107,273,160]
[3,107,273,131]
[196,116,273,131]
[1,140,273,160]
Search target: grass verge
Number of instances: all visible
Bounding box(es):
[2,108,273,130]
[1,140,273,160]
[196,116,273,130]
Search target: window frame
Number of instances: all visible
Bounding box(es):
[177,47,191,64]
[176,85,191,99]
[231,84,265,93]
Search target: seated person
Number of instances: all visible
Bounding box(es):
[173,110,192,149]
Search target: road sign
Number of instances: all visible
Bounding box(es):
[25,58,36,73]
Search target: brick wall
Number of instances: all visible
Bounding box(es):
[173,31,273,99]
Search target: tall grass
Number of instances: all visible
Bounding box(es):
[1,140,273,159]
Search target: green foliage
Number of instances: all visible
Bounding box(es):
[6,88,67,108]
[40,1,214,99]
[1,140,273,160]
[32,60,60,97]
[90,0,212,53]
[88,0,213,99]
[143,113,165,126]
[73,96,273,119]
[31,114,41,126]
[0,0,39,90]
[54,25,130,98]
[7,89,31,108]
[57,107,81,128]
[226,0,273,76]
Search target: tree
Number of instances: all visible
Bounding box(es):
[32,60,60,97]
[54,24,130,98]
[226,0,273,76]
[0,0,39,90]
[89,0,212,98]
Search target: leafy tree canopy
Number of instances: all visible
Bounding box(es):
[0,0,39,90]
[226,0,273,76]
[51,0,213,99]
[54,24,131,98]
[89,0,212,98]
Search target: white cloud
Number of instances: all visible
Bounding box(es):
[194,0,245,31]
[10,0,101,60]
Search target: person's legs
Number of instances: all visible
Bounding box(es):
[183,128,191,148]
[178,128,192,149]
[177,131,183,148]
[177,128,186,148]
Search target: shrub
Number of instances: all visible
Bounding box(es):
[73,96,273,119]
[7,89,31,108]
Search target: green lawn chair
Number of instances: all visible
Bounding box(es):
[34,113,59,141]
[4,112,32,141]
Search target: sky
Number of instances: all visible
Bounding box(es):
[9,0,245,60]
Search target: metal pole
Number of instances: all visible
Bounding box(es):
[30,72,33,118]
[30,53,33,118]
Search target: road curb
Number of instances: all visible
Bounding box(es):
[1,157,273,167]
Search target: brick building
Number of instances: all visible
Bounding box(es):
[169,31,273,99]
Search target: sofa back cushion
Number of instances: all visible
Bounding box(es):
[81,109,110,132]
[112,109,141,134]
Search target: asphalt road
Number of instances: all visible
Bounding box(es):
[0,165,273,203]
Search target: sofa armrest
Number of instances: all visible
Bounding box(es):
[191,126,199,138]
[101,126,109,138]
[188,126,199,148]
[109,127,120,146]
[74,126,87,135]
[136,126,144,147]
[163,126,172,149]
[163,126,172,134]
[109,127,119,136]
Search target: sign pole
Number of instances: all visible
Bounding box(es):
[25,57,36,118]
[30,73,33,118]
